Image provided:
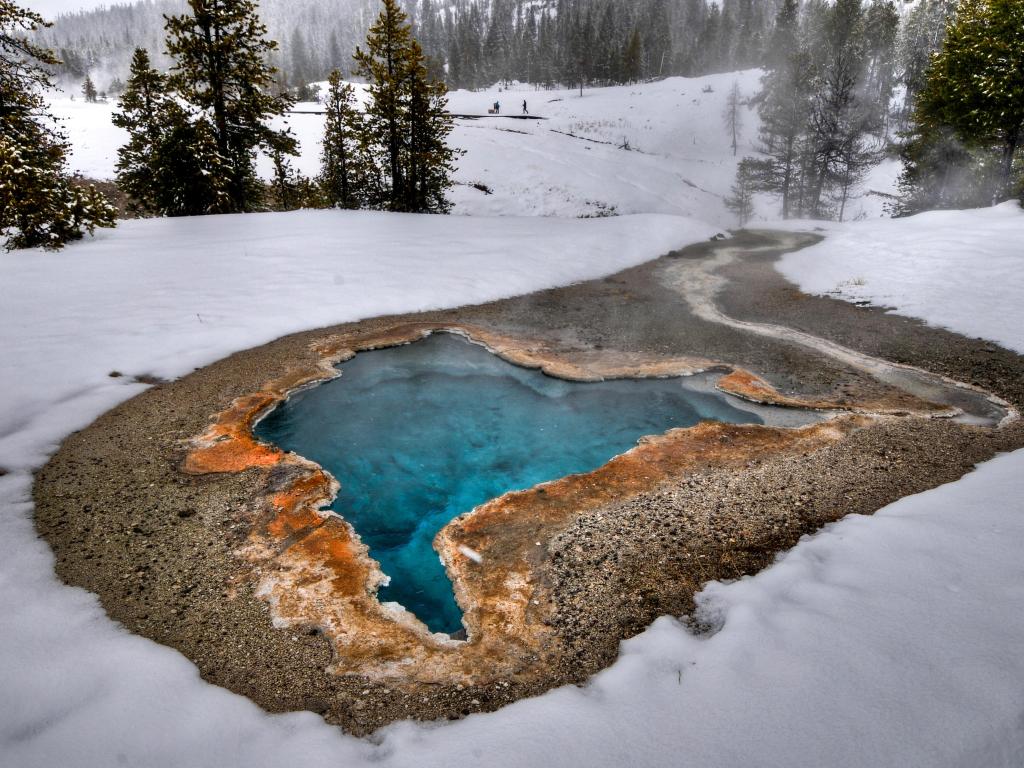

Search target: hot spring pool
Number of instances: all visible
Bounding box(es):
[255,333,763,635]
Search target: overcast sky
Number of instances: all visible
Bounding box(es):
[31,0,113,19]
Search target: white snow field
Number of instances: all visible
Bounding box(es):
[3,73,1022,768]
[52,70,892,224]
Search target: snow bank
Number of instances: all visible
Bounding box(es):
[0,210,703,473]
[778,202,1024,353]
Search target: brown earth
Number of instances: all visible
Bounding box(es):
[33,230,1024,734]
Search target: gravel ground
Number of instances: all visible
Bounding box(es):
[33,230,1024,734]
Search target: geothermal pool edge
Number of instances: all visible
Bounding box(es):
[33,230,1024,734]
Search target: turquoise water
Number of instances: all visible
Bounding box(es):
[255,333,761,635]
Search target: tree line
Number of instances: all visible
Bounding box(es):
[1,0,457,250]
[725,0,901,224]
[727,0,1022,224]
[413,0,777,91]
[38,0,787,97]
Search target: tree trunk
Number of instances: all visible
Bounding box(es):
[997,129,1019,205]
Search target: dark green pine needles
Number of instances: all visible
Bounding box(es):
[349,0,460,214]
[0,2,115,250]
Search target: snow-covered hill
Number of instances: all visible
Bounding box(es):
[53,70,894,225]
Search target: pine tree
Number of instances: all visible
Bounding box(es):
[725,157,759,226]
[723,80,743,156]
[1,2,115,250]
[354,0,416,208]
[165,0,297,213]
[319,70,368,209]
[269,144,302,211]
[112,49,168,215]
[354,0,459,213]
[623,28,643,84]
[910,0,1024,204]
[756,0,812,218]
[897,0,958,127]
[289,27,313,89]
[115,49,234,217]
[863,0,899,138]
[82,74,98,102]
[404,41,459,213]
[805,0,871,218]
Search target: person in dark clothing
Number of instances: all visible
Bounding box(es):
[494,101,500,114]
[522,100,528,114]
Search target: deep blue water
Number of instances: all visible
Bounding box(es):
[255,333,761,635]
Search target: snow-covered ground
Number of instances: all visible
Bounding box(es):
[778,202,1024,354]
[6,73,1023,768]
[52,71,892,224]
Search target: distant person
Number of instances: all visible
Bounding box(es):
[494,100,500,114]
[523,100,528,115]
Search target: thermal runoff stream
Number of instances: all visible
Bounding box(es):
[255,333,762,635]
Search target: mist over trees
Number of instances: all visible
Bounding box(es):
[732,0,899,222]
[35,0,787,95]
[32,0,1022,223]
[895,0,1024,214]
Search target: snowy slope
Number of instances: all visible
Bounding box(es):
[777,202,1024,354]
[52,71,893,225]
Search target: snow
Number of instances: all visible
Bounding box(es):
[0,209,715,768]
[5,73,1024,768]
[777,202,1024,354]
[52,70,892,225]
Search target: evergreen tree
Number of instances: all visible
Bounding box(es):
[910,0,1024,205]
[897,0,958,126]
[863,0,900,137]
[725,157,759,226]
[319,69,368,209]
[269,143,303,210]
[354,0,415,208]
[354,0,458,213]
[404,40,459,213]
[756,0,812,218]
[112,49,168,215]
[289,27,313,87]
[723,80,743,156]
[82,74,98,102]
[805,0,871,218]
[0,2,115,250]
[114,47,230,217]
[165,0,297,213]
[623,28,643,84]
